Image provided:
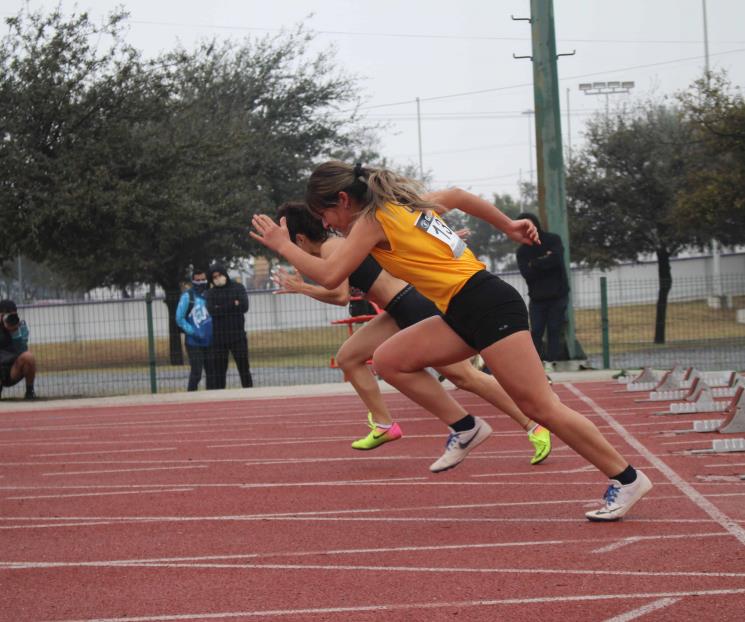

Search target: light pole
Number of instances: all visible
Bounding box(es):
[578,81,635,117]
[522,109,534,186]
[415,97,424,180]
[566,87,572,161]
[702,0,723,303]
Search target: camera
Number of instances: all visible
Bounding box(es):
[3,312,19,327]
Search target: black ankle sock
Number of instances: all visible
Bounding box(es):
[451,414,475,433]
[611,465,637,486]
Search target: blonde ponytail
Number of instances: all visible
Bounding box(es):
[306,161,439,219]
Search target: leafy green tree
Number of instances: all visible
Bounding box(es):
[676,73,745,246]
[1,8,371,362]
[566,104,695,343]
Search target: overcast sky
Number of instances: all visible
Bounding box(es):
[5,1,745,199]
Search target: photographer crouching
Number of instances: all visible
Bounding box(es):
[0,300,37,400]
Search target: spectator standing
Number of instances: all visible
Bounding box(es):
[175,269,215,391]
[0,299,37,400]
[515,212,570,367]
[206,263,253,388]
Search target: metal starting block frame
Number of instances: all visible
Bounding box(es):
[618,367,661,390]
[691,387,745,434]
[644,369,739,402]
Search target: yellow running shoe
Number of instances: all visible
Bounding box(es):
[528,425,551,465]
[351,412,402,450]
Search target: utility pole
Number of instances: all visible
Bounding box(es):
[525,0,583,360]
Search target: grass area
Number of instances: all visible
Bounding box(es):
[33,326,346,372]
[575,295,745,354]
[31,296,745,371]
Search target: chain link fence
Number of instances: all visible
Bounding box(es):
[2,273,744,400]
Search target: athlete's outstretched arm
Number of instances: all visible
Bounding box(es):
[250,214,386,289]
[425,188,540,246]
[272,238,350,306]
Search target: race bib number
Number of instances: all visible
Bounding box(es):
[414,211,466,258]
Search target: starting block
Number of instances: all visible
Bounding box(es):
[693,419,721,433]
[717,386,745,433]
[691,386,745,433]
[669,383,728,414]
[646,371,703,402]
[654,366,695,391]
[646,370,739,403]
[712,373,745,398]
[711,438,745,453]
[622,367,661,391]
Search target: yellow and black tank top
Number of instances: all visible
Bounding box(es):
[371,202,486,312]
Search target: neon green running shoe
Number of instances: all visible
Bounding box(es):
[528,425,551,465]
[351,412,402,450]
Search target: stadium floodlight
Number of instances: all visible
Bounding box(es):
[580,78,636,116]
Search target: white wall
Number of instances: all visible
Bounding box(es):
[16,252,745,345]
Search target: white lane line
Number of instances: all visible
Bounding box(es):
[6,488,194,500]
[47,563,745,579]
[241,454,582,466]
[0,531,729,570]
[0,521,123,530]
[44,589,745,622]
[592,537,642,553]
[472,465,597,477]
[0,493,724,519]
[602,597,681,622]
[0,515,722,530]
[42,466,208,476]
[33,448,178,457]
[1,459,257,466]
[566,383,745,547]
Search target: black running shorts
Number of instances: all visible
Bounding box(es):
[443,270,530,351]
[384,284,442,330]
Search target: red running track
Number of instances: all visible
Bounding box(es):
[1,380,745,621]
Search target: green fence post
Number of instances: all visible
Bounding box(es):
[145,293,158,394]
[600,276,610,369]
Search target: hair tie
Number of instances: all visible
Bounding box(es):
[354,162,364,179]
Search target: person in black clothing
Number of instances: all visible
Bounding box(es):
[205,263,253,388]
[515,212,570,365]
[0,299,37,400]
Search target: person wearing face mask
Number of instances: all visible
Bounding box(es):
[206,262,253,389]
[176,269,215,391]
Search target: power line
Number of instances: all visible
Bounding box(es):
[394,141,526,159]
[361,110,600,122]
[357,46,745,110]
[432,171,521,184]
[81,18,745,47]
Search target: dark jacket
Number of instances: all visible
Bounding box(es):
[516,213,570,302]
[0,320,29,366]
[205,263,249,345]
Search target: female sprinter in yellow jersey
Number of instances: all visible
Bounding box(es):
[251,161,652,522]
[273,201,551,465]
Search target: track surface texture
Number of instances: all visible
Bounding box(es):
[2,380,745,621]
